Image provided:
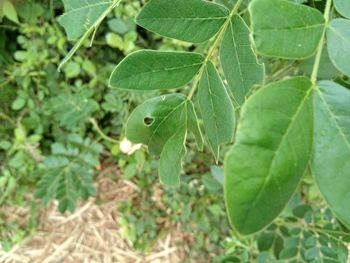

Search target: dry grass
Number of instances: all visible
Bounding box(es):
[0,174,188,263]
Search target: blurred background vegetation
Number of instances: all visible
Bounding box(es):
[0,0,349,262]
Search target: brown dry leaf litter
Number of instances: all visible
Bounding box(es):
[0,175,188,263]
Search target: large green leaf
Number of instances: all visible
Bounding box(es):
[198,61,235,162]
[313,81,350,227]
[224,77,313,235]
[249,0,325,59]
[159,127,187,187]
[334,0,350,19]
[109,50,204,90]
[220,15,264,105]
[327,19,350,77]
[126,94,187,155]
[136,0,229,43]
[58,0,113,41]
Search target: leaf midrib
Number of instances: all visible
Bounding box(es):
[257,23,324,32]
[114,62,203,86]
[138,16,227,22]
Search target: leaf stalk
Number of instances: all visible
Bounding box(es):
[310,0,333,84]
[187,0,243,100]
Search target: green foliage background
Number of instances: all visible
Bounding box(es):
[0,0,349,262]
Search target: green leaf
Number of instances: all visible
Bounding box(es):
[62,61,81,78]
[159,127,187,187]
[58,0,113,41]
[220,15,264,105]
[224,77,313,235]
[249,0,325,59]
[47,90,99,131]
[187,101,204,151]
[126,94,187,155]
[17,1,44,24]
[299,48,340,80]
[198,61,235,162]
[313,81,350,228]
[35,135,103,213]
[57,0,120,70]
[109,50,204,90]
[327,18,350,77]
[136,0,229,43]
[3,1,19,24]
[334,0,350,19]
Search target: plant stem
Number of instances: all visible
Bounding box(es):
[89,118,120,144]
[310,0,333,84]
[187,0,243,100]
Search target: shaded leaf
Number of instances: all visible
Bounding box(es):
[224,77,313,235]
[109,50,204,90]
[327,18,350,77]
[300,48,340,80]
[313,81,350,228]
[249,0,325,59]
[198,61,235,162]
[136,0,229,43]
[220,15,264,105]
[334,0,350,19]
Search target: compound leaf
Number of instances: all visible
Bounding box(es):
[313,81,350,228]
[47,90,99,131]
[220,15,264,105]
[136,0,229,43]
[198,61,235,162]
[334,0,350,19]
[249,0,325,59]
[225,77,313,235]
[109,50,204,90]
[126,94,187,155]
[35,134,102,213]
[327,18,350,77]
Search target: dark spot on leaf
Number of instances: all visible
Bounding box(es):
[143,116,154,126]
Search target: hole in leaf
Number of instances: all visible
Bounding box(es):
[143,116,154,126]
